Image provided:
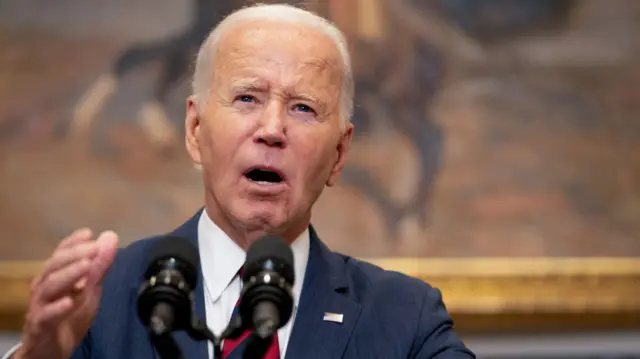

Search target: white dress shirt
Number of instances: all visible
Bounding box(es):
[1,209,310,359]
[198,209,310,358]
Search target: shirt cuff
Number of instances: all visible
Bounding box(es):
[1,342,22,359]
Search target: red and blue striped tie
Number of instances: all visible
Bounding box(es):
[221,269,280,359]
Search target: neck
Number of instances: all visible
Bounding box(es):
[203,201,310,251]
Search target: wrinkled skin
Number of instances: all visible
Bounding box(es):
[185,20,353,249]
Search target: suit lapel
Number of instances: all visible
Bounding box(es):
[285,227,362,359]
[168,209,209,359]
[155,212,361,359]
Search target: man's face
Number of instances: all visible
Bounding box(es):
[185,20,353,239]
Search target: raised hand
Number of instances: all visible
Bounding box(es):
[14,229,119,359]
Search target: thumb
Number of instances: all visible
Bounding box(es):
[87,231,119,287]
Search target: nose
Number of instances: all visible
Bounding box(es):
[254,103,287,148]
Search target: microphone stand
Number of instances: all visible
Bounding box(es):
[242,315,279,359]
[147,302,185,359]
[242,333,273,359]
[150,332,185,359]
[148,314,246,359]
[186,315,247,358]
[187,315,275,359]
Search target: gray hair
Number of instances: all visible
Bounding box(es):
[191,3,354,129]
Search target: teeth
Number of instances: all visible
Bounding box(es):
[255,181,276,185]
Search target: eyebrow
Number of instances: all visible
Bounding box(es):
[289,92,322,105]
[229,77,268,92]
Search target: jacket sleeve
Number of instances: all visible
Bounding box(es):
[411,287,476,359]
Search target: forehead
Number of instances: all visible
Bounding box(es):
[212,21,344,87]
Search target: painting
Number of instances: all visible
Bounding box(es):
[1,0,639,333]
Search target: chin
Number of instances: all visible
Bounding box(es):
[234,201,287,231]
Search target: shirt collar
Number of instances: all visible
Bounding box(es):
[197,209,310,309]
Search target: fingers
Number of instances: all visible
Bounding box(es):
[74,277,88,292]
[39,258,92,302]
[87,231,119,287]
[32,228,98,302]
[34,296,74,329]
[40,228,95,279]
[21,228,117,359]
[31,229,95,293]
[30,229,118,306]
[57,228,93,250]
[42,241,99,276]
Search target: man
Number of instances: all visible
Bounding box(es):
[5,4,474,359]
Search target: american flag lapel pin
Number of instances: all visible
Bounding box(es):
[323,312,344,324]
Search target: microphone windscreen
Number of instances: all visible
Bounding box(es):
[243,235,294,285]
[146,236,199,288]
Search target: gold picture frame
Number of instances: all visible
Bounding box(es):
[1,0,639,340]
[2,257,639,334]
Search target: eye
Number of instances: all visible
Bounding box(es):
[237,95,256,103]
[293,103,315,114]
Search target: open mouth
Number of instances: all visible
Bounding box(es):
[244,167,285,185]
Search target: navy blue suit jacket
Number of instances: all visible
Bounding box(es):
[70,210,474,359]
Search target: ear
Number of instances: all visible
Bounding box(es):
[326,123,354,187]
[185,95,203,166]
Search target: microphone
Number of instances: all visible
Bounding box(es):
[137,236,199,336]
[239,235,295,339]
